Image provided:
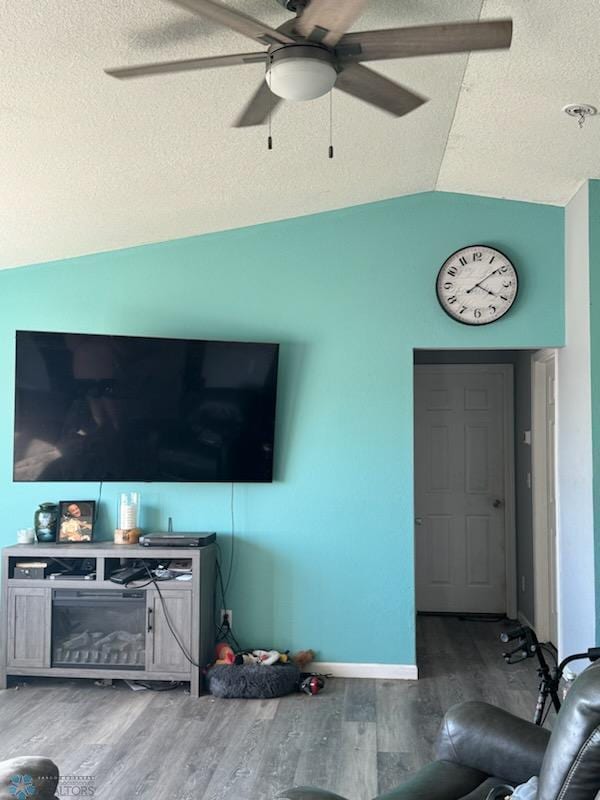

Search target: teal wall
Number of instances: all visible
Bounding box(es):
[0,191,564,665]
[589,179,600,641]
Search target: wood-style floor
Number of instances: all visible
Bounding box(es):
[0,617,544,800]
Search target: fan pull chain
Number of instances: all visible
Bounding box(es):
[268,105,273,150]
[328,90,334,159]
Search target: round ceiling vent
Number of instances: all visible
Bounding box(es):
[563,103,597,120]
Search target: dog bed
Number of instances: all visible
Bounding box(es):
[206,663,301,698]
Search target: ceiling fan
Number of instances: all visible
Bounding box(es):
[105,0,513,127]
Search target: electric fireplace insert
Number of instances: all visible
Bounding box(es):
[51,589,146,670]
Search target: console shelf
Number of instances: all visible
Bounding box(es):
[0,542,216,696]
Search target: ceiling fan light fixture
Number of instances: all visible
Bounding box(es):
[266,45,337,101]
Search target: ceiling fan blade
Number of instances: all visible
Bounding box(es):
[234,80,282,127]
[336,19,512,62]
[335,64,426,117]
[166,0,294,46]
[105,51,267,79]
[294,0,369,46]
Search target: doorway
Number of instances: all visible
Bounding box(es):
[414,355,516,617]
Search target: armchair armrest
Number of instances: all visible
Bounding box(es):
[281,761,487,800]
[436,701,551,784]
[377,760,488,800]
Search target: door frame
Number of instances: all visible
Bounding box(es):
[531,348,558,643]
[414,363,517,619]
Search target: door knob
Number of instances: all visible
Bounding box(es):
[415,518,423,526]
[493,499,503,508]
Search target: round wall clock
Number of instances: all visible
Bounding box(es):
[436,245,518,326]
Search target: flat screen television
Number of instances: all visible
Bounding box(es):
[14,331,279,483]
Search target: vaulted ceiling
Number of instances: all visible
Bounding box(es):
[2,0,599,270]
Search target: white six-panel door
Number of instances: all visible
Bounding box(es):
[414,365,513,614]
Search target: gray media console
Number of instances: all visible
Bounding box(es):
[0,542,216,696]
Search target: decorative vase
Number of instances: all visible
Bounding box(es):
[118,492,140,530]
[34,502,58,543]
[114,492,141,545]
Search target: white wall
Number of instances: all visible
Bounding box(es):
[557,182,596,661]
[514,350,535,624]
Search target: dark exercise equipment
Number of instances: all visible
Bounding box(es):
[500,625,600,725]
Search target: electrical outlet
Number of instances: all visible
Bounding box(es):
[220,608,233,628]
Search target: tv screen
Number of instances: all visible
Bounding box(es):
[14,331,279,483]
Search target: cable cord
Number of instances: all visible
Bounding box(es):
[215,558,227,620]
[224,482,235,597]
[212,484,244,652]
[485,785,514,800]
[214,560,242,650]
[328,89,334,158]
[132,680,182,692]
[216,621,242,653]
[142,563,203,669]
[142,485,239,669]
[95,481,103,525]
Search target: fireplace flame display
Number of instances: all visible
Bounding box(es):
[51,589,146,670]
[54,630,145,667]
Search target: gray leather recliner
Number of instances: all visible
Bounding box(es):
[0,757,59,800]
[283,659,600,800]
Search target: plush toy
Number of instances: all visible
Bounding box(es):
[234,652,259,665]
[235,649,286,666]
[253,649,281,665]
[299,673,325,695]
[215,642,235,664]
[217,645,315,668]
[292,649,315,669]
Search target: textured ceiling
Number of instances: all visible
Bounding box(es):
[1,0,599,270]
[437,0,600,202]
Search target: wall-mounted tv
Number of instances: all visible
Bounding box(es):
[14,331,279,483]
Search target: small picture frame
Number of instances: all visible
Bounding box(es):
[58,501,96,543]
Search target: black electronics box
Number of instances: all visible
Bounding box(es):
[139,532,216,548]
[14,561,48,579]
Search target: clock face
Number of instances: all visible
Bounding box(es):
[436,245,518,326]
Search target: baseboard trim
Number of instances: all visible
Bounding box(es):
[518,610,535,630]
[309,662,418,680]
